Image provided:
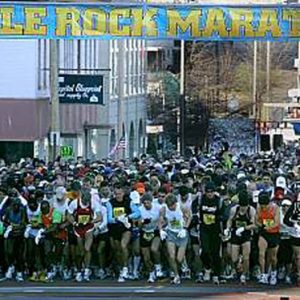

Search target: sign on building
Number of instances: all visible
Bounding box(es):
[59,74,104,105]
[60,145,74,158]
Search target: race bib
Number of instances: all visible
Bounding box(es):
[236,220,247,228]
[203,214,216,225]
[143,232,155,241]
[113,207,125,218]
[170,219,182,229]
[263,219,275,228]
[78,214,90,225]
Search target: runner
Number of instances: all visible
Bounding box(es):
[225,190,256,284]
[256,192,280,285]
[3,197,27,282]
[284,193,300,285]
[198,181,224,284]
[108,184,140,282]
[158,193,191,285]
[68,187,102,282]
[139,192,162,282]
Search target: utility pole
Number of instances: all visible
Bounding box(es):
[266,41,271,122]
[49,39,60,162]
[117,40,125,159]
[253,41,258,152]
[179,39,185,157]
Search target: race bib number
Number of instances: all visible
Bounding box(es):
[113,207,125,218]
[78,215,90,225]
[170,219,182,229]
[143,232,155,241]
[263,219,275,228]
[236,220,247,228]
[203,214,216,225]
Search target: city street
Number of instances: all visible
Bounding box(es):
[0,281,300,300]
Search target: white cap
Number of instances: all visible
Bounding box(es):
[276,176,286,189]
[56,186,66,200]
[282,199,292,206]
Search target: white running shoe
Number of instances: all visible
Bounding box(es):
[258,273,269,285]
[195,272,204,283]
[16,272,24,283]
[63,269,72,281]
[204,269,211,282]
[277,267,285,281]
[46,272,54,282]
[240,274,246,284]
[75,272,83,282]
[155,264,164,278]
[83,268,91,282]
[212,276,219,285]
[121,267,129,279]
[285,275,292,285]
[5,266,14,280]
[181,268,191,280]
[171,275,181,285]
[148,271,156,283]
[269,271,277,286]
[97,268,106,280]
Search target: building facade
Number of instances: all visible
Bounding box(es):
[0,39,147,162]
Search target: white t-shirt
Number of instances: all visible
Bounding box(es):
[139,203,161,232]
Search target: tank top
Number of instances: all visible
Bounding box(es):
[165,203,184,233]
[26,206,40,227]
[232,206,252,238]
[140,203,160,233]
[74,199,93,225]
[258,203,280,234]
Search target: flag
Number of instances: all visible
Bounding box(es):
[117,136,126,149]
[108,136,126,157]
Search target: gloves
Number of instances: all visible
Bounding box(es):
[159,229,168,241]
[223,228,230,237]
[117,215,131,229]
[294,224,300,235]
[4,225,12,239]
[177,229,187,239]
[143,218,151,225]
[236,227,245,237]
[24,224,32,239]
[222,228,231,242]
[35,228,45,245]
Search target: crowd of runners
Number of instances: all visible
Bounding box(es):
[1,142,300,286]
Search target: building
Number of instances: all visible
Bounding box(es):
[0,38,147,162]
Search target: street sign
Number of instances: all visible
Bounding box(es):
[58,74,104,105]
[146,125,164,134]
[60,146,74,158]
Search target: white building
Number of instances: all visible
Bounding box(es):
[0,39,147,162]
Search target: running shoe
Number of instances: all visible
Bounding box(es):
[171,275,181,285]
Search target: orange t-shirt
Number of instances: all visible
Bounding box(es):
[258,204,280,234]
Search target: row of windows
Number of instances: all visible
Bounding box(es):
[109,39,146,99]
[38,39,146,99]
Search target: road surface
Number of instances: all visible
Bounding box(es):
[0,280,300,300]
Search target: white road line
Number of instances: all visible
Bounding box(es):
[134,290,156,293]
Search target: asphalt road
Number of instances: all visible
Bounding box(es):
[0,280,300,300]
